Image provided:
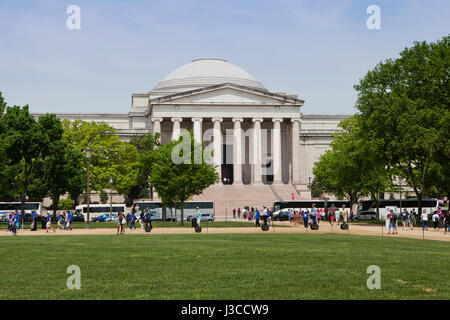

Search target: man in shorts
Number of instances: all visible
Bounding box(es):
[46,213,56,233]
[335,209,341,226]
[401,209,409,231]
[388,210,398,234]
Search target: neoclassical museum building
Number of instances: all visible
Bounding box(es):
[39,58,350,212]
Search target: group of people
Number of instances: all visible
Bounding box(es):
[5,211,21,236]
[117,208,153,235]
[290,204,349,230]
[386,207,450,234]
[232,206,273,227]
[4,210,75,236]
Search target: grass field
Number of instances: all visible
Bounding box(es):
[0,221,258,229]
[0,233,449,299]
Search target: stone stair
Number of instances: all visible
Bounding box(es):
[191,184,278,219]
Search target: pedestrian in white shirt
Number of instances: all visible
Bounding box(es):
[421,210,428,231]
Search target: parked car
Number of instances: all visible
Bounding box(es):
[71,212,85,222]
[353,211,377,221]
[273,210,290,221]
[186,213,215,222]
[91,213,117,222]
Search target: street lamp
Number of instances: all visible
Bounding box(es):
[85,147,92,229]
[109,177,113,220]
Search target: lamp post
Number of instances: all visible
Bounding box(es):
[109,177,113,220]
[85,147,92,229]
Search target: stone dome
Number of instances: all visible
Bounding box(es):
[153,58,266,93]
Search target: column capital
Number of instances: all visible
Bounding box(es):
[252,117,264,123]
[291,117,301,124]
[152,117,163,122]
[191,117,203,123]
[272,117,283,123]
[232,117,244,123]
[171,117,183,122]
[212,117,223,123]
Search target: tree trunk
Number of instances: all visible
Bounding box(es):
[180,205,184,225]
[52,194,60,220]
[418,194,423,223]
[162,206,166,222]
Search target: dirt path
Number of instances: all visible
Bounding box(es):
[2,222,450,242]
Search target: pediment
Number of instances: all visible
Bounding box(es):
[150,83,303,106]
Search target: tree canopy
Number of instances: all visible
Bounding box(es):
[150,131,219,224]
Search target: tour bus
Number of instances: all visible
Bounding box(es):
[272,200,351,219]
[356,198,439,220]
[0,202,42,222]
[133,200,215,221]
[75,204,126,220]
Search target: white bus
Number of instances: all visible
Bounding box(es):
[75,204,126,219]
[356,198,439,220]
[133,201,215,221]
[0,202,42,221]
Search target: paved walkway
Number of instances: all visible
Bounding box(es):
[2,222,450,242]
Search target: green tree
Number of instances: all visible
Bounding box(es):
[0,106,60,217]
[127,133,160,202]
[355,36,450,216]
[62,119,141,200]
[42,137,85,214]
[149,131,219,224]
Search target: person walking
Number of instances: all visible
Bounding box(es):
[432,211,440,231]
[57,211,65,230]
[30,210,38,231]
[66,211,73,230]
[388,210,398,234]
[139,210,145,229]
[129,211,136,230]
[255,208,260,227]
[335,208,341,226]
[444,211,450,235]
[10,212,17,236]
[45,213,56,233]
[15,211,21,231]
[302,210,309,230]
[117,212,125,235]
[233,208,236,219]
[401,209,409,231]
[311,203,317,225]
[409,209,416,230]
[341,205,348,224]
[291,193,295,200]
[196,207,202,229]
[421,210,428,231]
[145,209,153,231]
[237,208,241,219]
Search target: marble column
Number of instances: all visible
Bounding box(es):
[152,117,163,141]
[252,118,263,184]
[171,117,182,140]
[232,117,244,185]
[291,118,301,184]
[212,118,223,182]
[192,117,203,143]
[272,118,283,184]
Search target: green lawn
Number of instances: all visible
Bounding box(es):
[0,220,257,229]
[0,233,449,299]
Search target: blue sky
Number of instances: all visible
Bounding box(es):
[0,0,448,115]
